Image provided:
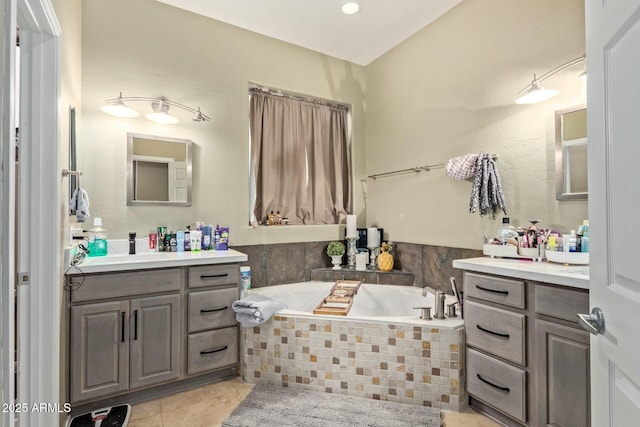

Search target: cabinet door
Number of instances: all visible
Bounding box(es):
[535,319,590,427]
[70,301,129,403]
[129,294,181,389]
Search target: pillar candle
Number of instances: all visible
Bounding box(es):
[367,227,378,248]
[346,215,357,238]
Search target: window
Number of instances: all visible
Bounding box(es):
[249,87,352,226]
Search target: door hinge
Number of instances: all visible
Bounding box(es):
[17,272,30,286]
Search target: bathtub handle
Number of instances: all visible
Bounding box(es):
[200,306,228,313]
[475,284,509,295]
[476,324,510,339]
[476,374,510,393]
[200,345,228,355]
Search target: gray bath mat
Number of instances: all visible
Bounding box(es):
[223,382,441,427]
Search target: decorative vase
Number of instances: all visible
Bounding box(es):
[331,255,343,270]
[377,242,394,272]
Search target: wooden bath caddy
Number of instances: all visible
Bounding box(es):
[313,280,361,316]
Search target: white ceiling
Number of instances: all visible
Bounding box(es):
[155,0,463,66]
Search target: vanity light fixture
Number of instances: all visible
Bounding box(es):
[515,54,586,105]
[341,1,362,15]
[101,92,211,123]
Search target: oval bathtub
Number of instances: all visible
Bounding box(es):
[242,281,466,411]
[252,280,463,327]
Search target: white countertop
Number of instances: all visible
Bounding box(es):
[69,248,248,274]
[452,257,589,290]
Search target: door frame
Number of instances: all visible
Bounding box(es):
[2,0,61,426]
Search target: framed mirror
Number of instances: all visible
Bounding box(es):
[127,133,192,206]
[555,105,587,200]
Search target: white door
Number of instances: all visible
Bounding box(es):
[586,0,640,425]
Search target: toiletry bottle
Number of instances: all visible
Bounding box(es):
[267,211,275,225]
[170,233,177,252]
[157,226,167,252]
[214,225,221,248]
[497,217,517,244]
[129,232,136,255]
[184,226,191,251]
[164,232,172,252]
[203,225,212,250]
[276,211,282,225]
[88,217,108,257]
[568,230,578,252]
[580,220,589,252]
[240,266,251,298]
[177,231,185,252]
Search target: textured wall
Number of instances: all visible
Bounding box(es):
[365,0,587,249]
[80,0,366,243]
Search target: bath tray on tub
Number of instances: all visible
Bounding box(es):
[313,280,361,316]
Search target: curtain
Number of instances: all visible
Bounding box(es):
[250,91,351,226]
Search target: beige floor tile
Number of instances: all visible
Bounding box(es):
[127,413,163,427]
[129,400,162,423]
[443,408,502,427]
[161,399,232,427]
[137,377,499,427]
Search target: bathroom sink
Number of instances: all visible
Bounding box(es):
[101,252,172,262]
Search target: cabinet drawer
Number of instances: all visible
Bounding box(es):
[465,300,526,365]
[467,348,527,423]
[188,327,238,375]
[464,272,525,309]
[535,285,589,324]
[188,264,239,289]
[188,288,238,333]
[71,269,182,302]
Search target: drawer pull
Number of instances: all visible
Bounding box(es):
[200,345,228,355]
[476,324,510,339]
[200,306,228,314]
[475,284,509,295]
[133,310,139,340]
[121,312,125,343]
[200,273,228,280]
[477,373,510,393]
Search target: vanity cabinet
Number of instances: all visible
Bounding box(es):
[186,265,239,376]
[69,271,182,403]
[462,271,590,427]
[67,262,241,407]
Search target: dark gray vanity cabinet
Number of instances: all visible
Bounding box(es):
[67,263,241,407]
[462,271,590,427]
[68,270,182,403]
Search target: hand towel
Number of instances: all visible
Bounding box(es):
[232,293,287,328]
[469,153,506,218]
[70,187,90,223]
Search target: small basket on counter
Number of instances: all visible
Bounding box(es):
[545,250,589,265]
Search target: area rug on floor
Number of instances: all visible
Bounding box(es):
[222,383,441,427]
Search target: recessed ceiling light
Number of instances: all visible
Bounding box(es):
[341,1,361,15]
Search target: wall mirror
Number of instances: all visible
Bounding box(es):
[127,133,192,206]
[555,105,587,200]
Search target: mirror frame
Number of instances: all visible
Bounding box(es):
[555,104,587,200]
[127,133,193,206]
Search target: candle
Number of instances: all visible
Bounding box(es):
[367,227,378,248]
[346,215,357,238]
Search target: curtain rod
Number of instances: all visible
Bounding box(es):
[249,85,348,111]
[367,155,498,180]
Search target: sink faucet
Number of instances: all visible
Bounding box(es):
[434,290,446,319]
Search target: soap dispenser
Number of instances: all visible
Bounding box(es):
[88,217,108,257]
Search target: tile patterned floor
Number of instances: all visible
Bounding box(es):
[127,377,501,427]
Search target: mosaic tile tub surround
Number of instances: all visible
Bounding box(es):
[241,315,466,411]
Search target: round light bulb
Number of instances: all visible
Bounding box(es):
[341,1,361,15]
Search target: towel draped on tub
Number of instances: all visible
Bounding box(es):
[232,293,287,328]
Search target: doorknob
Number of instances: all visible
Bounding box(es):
[578,307,605,335]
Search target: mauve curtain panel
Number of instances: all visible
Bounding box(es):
[250,91,351,226]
